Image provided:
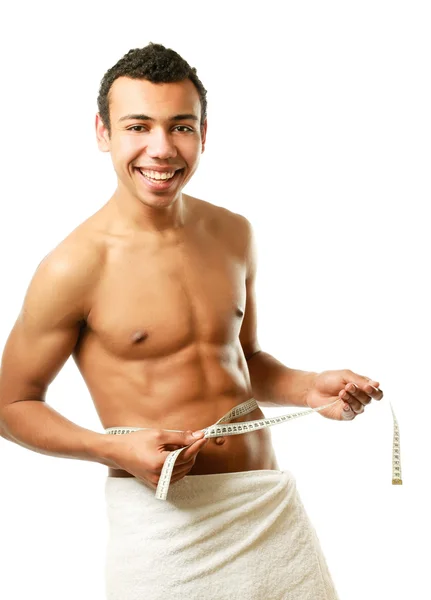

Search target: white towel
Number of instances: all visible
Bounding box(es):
[105,469,340,600]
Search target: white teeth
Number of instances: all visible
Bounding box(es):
[139,169,176,180]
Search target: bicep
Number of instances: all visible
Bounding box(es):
[0,253,89,408]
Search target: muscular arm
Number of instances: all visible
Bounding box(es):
[0,242,114,467]
[238,216,317,408]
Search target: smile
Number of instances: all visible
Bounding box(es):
[135,168,184,190]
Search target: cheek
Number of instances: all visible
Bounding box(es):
[112,136,142,163]
[188,152,201,172]
[181,141,200,162]
[124,137,142,157]
[110,145,138,180]
[179,134,201,155]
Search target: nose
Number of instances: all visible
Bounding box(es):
[145,127,178,160]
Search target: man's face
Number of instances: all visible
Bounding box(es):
[96,77,207,208]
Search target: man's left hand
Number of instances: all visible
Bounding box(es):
[305,369,384,421]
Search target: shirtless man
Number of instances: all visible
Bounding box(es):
[0,43,382,599]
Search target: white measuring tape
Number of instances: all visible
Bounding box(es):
[105,397,402,501]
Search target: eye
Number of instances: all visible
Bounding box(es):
[173,126,194,132]
[126,125,194,133]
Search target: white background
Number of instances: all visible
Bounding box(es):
[0,1,429,598]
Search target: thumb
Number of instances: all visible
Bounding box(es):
[159,429,205,446]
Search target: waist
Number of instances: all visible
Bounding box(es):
[106,397,267,477]
[106,400,278,478]
[108,434,278,477]
[108,460,279,478]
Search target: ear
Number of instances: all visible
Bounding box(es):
[201,119,207,153]
[95,113,111,152]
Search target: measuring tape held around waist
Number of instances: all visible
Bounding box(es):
[105,397,402,501]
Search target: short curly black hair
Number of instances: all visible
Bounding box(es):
[97,42,208,138]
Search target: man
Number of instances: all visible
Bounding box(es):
[0,43,382,599]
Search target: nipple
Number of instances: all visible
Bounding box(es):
[131,330,148,343]
[214,437,226,446]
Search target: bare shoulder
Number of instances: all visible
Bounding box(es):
[189,194,252,248]
[48,220,105,273]
[25,221,105,323]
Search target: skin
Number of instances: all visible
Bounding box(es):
[93,77,279,476]
[0,76,383,488]
[94,78,278,476]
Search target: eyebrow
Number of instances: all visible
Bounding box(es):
[118,113,199,123]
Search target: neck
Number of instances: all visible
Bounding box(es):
[108,184,188,235]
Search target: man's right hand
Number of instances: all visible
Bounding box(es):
[103,429,209,489]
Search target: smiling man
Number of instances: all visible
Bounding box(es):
[0,43,383,600]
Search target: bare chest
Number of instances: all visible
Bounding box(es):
[84,228,247,359]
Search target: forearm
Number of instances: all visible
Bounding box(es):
[247,351,317,408]
[0,400,115,467]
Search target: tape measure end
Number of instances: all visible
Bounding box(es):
[392,479,403,485]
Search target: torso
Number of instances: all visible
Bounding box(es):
[71,194,278,477]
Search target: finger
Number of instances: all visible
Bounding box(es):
[366,384,384,400]
[176,437,209,462]
[174,458,196,475]
[339,389,365,414]
[174,447,203,466]
[341,402,356,420]
[171,469,190,483]
[343,376,384,401]
[171,472,191,484]
[171,459,200,483]
[359,381,384,400]
[173,457,195,473]
[158,429,205,446]
[344,383,372,407]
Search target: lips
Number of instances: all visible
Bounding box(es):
[135,167,184,191]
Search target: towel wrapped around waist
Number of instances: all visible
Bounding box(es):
[105,469,340,600]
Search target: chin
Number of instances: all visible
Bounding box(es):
[138,193,180,208]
